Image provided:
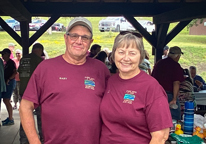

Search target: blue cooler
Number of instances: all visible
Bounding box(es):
[183,101,194,135]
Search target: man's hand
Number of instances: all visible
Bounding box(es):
[169,99,176,106]
[195,80,203,88]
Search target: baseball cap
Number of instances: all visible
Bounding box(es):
[8,43,16,47]
[169,46,184,55]
[0,48,11,55]
[66,17,93,36]
[164,45,169,51]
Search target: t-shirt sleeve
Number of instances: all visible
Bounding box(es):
[145,83,173,132]
[173,64,184,83]
[22,66,42,108]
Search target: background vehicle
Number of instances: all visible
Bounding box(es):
[127,20,155,32]
[52,23,65,31]
[29,19,46,31]
[0,19,20,31]
[98,17,129,32]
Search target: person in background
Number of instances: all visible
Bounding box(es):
[189,66,206,90]
[102,48,112,69]
[152,46,185,121]
[0,48,17,126]
[8,43,16,59]
[139,50,151,75]
[19,17,110,144]
[108,52,118,74]
[178,69,194,118]
[12,49,22,110]
[162,45,169,59]
[95,51,107,63]
[0,58,6,126]
[100,31,172,144]
[18,43,44,144]
[42,49,49,60]
[88,44,101,58]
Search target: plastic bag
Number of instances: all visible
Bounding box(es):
[194,114,205,132]
[170,133,204,144]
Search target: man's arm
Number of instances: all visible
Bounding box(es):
[170,81,180,105]
[150,128,170,144]
[19,99,41,144]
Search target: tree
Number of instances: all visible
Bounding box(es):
[187,18,205,30]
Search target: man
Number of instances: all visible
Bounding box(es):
[0,57,6,126]
[152,46,184,120]
[88,44,101,58]
[162,45,169,59]
[0,48,17,126]
[189,66,206,90]
[18,43,44,144]
[19,17,110,144]
[12,49,22,109]
[8,43,16,59]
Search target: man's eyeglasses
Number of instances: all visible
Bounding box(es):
[16,53,21,54]
[120,31,142,38]
[67,33,92,42]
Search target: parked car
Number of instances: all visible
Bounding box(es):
[0,19,20,31]
[52,23,65,31]
[29,19,46,31]
[127,20,155,32]
[98,17,129,32]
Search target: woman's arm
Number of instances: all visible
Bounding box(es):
[150,128,170,144]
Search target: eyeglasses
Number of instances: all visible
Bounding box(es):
[120,31,142,38]
[67,33,92,42]
[16,53,21,54]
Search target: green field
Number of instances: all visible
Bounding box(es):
[1,16,206,80]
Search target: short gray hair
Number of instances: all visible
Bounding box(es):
[111,32,144,65]
[168,53,181,59]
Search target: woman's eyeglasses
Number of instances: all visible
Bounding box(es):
[120,31,142,38]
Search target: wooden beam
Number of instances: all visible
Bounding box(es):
[23,2,180,16]
[153,3,206,24]
[154,23,169,62]
[0,17,21,46]
[0,0,31,22]
[20,21,29,56]
[156,23,169,49]
[29,14,60,47]
[124,14,157,47]
[165,20,192,45]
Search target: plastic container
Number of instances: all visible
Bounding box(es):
[203,114,206,139]
[183,101,194,135]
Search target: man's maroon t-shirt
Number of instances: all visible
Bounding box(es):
[23,56,110,144]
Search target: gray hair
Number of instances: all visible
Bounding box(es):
[111,32,144,65]
[168,53,181,59]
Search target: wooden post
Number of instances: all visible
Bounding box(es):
[20,21,29,56]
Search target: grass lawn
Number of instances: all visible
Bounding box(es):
[1,16,206,80]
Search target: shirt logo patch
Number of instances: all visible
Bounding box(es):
[123,90,136,104]
[84,76,95,90]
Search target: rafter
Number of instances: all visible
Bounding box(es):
[0,0,31,22]
[153,2,206,24]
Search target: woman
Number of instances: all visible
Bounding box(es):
[139,50,152,75]
[100,31,173,144]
